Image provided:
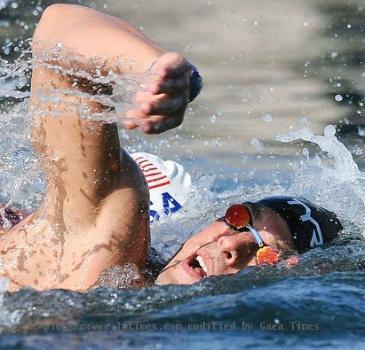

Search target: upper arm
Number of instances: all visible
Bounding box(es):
[94,152,150,267]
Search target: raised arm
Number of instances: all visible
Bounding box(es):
[0,4,193,291]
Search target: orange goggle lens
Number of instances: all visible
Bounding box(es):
[225,204,251,230]
[224,204,280,266]
[256,246,279,265]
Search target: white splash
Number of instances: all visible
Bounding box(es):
[276,125,365,232]
[276,125,359,180]
[0,0,11,10]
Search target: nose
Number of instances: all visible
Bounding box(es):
[217,234,254,266]
[217,233,245,266]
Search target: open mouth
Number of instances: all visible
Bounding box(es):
[188,255,208,277]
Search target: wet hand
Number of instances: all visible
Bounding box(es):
[123,52,190,134]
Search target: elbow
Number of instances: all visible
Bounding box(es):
[32,4,77,56]
[33,4,78,42]
[33,4,63,45]
[37,4,67,28]
[42,3,68,16]
[40,3,77,21]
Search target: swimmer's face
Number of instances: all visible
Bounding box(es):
[155,205,295,285]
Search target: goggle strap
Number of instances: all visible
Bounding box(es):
[247,225,264,247]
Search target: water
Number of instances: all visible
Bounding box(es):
[0,0,364,349]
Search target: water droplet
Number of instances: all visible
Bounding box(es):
[351,145,363,156]
[262,114,272,122]
[324,125,336,137]
[250,138,263,151]
[335,94,343,102]
[359,128,365,137]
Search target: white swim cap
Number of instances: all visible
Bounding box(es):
[131,152,192,222]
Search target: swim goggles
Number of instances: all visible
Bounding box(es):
[221,204,280,265]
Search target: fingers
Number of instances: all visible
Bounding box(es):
[150,52,189,78]
[122,107,185,134]
[149,73,189,95]
[140,111,184,134]
[146,52,190,95]
[122,52,191,134]
[122,109,141,130]
[135,91,188,115]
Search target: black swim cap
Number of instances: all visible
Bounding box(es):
[250,196,342,253]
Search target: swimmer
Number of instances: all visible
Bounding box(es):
[0,4,342,291]
[155,196,342,285]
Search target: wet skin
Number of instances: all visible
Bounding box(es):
[0,4,191,292]
[155,205,295,285]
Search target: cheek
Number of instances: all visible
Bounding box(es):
[246,255,258,266]
[182,229,216,252]
[155,266,171,284]
[254,228,277,247]
[231,236,259,268]
[166,232,215,267]
[168,222,230,263]
[156,258,180,284]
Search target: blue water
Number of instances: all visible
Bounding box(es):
[1,257,365,349]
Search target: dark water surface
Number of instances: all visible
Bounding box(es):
[0,1,365,349]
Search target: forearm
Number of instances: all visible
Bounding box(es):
[31,4,155,192]
[30,66,120,217]
[33,4,165,75]
[30,4,149,218]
